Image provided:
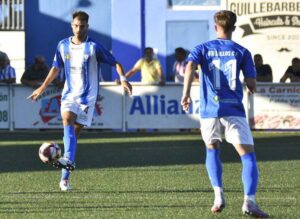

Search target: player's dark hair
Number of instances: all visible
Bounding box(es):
[175,47,187,55]
[72,11,89,22]
[214,10,236,33]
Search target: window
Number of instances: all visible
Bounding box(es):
[166,20,209,78]
[168,0,221,10]
[0,0,25,30]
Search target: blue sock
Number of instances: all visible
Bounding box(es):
[61,125,76,181]
[63,125,77,162]
[61,169,70,181]
[205,148,222,188]
[241,152,258,196]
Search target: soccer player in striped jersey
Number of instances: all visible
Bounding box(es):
[28,11,132,191]
[181,10,269,218]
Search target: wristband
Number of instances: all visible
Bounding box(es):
[120,75,127,82]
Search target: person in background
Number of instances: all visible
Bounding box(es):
[254,54,273,82]
[172,47,199,83]
[21,55,49,88]
[125,47,164,84]
[173,47,187,83]
[0,51,16,84]
[280,57,300,82]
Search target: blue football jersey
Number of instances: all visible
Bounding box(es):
[187,39,256,118]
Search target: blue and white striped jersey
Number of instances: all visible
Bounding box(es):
[187,39,256,118]
[53,36,117,105]
[0,65,16,81]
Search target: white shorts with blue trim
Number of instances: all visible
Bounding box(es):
[200,116,254,146]
[61,101,95,127]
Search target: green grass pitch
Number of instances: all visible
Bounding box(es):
[0,131,299,218]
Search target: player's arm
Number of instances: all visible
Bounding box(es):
[116,62,132,95]
[242,50,257,92]
[27,67,60,101]
[181,61,196,112]
[245,77,256,94]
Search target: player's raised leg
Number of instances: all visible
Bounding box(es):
[59,114,84,191]
[59,124,76,191]
[57,111,77,191]
[53,111,77,171]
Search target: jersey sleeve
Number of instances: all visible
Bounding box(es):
[241,49,256,78]
[186,45,202,64]
[52,42,64,69]
[95,44,117,66]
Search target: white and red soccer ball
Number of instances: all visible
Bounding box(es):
[39,142,61,163]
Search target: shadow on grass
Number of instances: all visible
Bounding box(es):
[0,132,299,173]
[6,188,212,195]
[0,204,211,215]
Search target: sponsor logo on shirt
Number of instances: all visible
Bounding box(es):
[65,54,70,60]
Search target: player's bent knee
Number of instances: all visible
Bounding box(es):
[206,141,220,149]
[62,113,77,126]
[235,144,254,156]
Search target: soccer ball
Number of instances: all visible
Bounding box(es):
[39,142,62,163]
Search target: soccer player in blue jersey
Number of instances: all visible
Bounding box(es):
[181,10,269,218]
[28,11,132,191]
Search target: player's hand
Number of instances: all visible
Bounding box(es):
[27,86,46,101]
[181,96,192,112]
[121,80,132,95]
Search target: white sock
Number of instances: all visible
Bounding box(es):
[213,187,223,203]
[213,186,223,195]
[245,195,256,203]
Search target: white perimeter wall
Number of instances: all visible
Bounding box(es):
[0,31,25,83]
